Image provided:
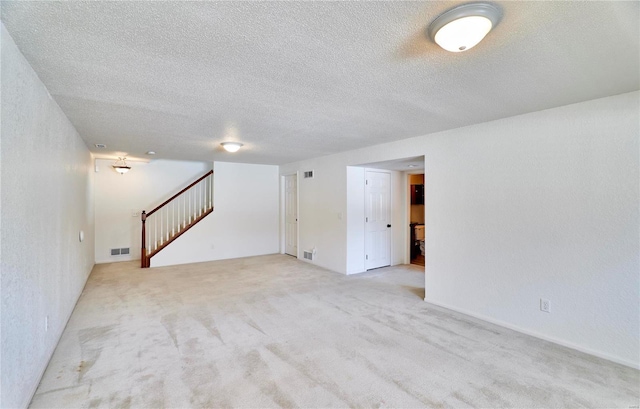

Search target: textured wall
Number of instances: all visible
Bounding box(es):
[1,24,95,408]
[152,162,280,267]
[280,91,639,368]
[93,158,211,264]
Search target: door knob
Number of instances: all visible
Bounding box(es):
[387,224,391,228]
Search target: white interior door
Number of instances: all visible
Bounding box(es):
[285,174,298,257]
[365,171,391,270]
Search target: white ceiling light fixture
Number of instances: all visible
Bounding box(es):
[428,3,501,53]
[112,157,131,174]
[221,142,243,153]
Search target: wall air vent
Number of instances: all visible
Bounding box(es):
[303,251,314,260]
[111,248,130,256]
[120,248,130,255]
[303,170,314,179]
[110,248,121,256]
[95,143,107,148]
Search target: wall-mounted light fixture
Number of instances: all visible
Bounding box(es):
[112,157,131,174]
[221,142,243,153]
[428,3,501,53]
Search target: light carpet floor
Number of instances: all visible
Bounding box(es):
[31,254,639,408]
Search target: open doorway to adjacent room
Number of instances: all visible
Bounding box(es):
[408,173,425,267]
[349,156,425,273]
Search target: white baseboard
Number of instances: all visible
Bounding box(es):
[424,298,639,370]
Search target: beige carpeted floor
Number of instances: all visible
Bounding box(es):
[31,254,638,408]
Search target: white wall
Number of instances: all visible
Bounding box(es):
[346,167,365,274]
[94,158,211,263]
[1,24,95,409]
[421,93,639,369]
[281,91,639,368]
[152,162,279,267]
[292,159,348,273]
[390,170,405,266]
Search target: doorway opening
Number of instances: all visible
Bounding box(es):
[409,174,425,267]
[348,156,424,273]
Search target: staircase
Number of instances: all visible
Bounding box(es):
[140,170,213,268]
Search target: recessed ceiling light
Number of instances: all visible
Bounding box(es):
[146,151,156,155]
[95,143,107,148]
[221,142,243,153]
[428,3,501,53]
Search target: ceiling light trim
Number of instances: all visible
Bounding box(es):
[428,2,501,52]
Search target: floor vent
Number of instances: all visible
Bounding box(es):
[303,170,314,179]
[303,251,314,260]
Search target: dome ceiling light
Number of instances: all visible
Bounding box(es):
[112,157,131,174]
[428,3,501,53]
[221,142,243,153]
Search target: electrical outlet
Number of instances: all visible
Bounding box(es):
[45,315,49,332]
[132,210,140,217]
[540,298,551,313]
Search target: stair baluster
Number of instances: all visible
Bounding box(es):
[140,170,214,268]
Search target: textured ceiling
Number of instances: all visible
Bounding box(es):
[2,1,638,165]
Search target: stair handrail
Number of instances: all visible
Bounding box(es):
[146,170,213,217]
[141,170,214,268]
